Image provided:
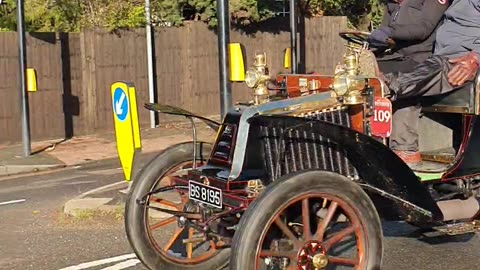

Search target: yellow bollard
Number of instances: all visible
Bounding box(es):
[26,68,37,92]
[228,43,245,82]
[284,48,291,69]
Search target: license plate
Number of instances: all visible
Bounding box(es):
[370,97,392,138]
[188,181,223,209]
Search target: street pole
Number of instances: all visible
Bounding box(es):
[216,0,232,118]
[16,0,31,157]
[145,0,156,128]
[290,0,297,74]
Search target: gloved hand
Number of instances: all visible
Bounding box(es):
[447,52,479,86]
[368,27,392,47]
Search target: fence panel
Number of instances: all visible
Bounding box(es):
[61,33,84,138]
[26,33,65,142]
[0,33,68,145]
[304,17,348,74]
[0,17,348,145]
[0,33,20,145]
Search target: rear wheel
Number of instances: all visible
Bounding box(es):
[230,170,383,270]
[125,141,230,270]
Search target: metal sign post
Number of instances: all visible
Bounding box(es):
[16,0,31,157]
[290,0,297,74]
[145,0,156,128]
[216,0,232,118]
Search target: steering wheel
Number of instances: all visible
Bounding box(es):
[339,30,396,48]
[339,30,371,46]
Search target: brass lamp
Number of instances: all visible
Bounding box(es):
[332,49,367,105]
[245,52,270,104]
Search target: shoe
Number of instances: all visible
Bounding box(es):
[393,150,422,165]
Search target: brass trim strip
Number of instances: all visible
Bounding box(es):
[422,105,472,114]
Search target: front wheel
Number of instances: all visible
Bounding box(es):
[124,141,230,270]
[230,170,383,270]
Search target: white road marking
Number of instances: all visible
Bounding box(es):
[77,181,126,198]
[64,180,97,185]
[0,199,26,206]
[34,174,89,184]
[99,259,141,270]
[0,174,89,194]
[86,168,122,175]
[57,253,136,270]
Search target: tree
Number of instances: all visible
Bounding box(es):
[0,0,383,32]
[150,0,283,27]
[151,0,383,29]
[0,0,146,32]
[0,0,17,31]
[80,0,145,31]
[303,0,383,30]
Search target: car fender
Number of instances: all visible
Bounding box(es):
[248,114,444,223]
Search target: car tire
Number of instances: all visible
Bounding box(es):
[230,170,383,270]
[124,141,230,270]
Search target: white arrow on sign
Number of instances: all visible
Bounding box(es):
[115,92,126,115]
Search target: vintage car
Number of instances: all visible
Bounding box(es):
[124,31,480,270]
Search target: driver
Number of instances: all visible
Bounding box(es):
[368,0,449,73]
[381,0,480,167]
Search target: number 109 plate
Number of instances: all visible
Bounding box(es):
[370,97,392,138]
[188,181,223,209]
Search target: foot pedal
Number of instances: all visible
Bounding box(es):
[434,221,480,236]
[421,148,456,164]
[410,161,449,173]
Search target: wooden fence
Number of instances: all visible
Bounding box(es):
[0,16,347,145]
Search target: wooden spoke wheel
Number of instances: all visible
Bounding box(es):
[144,161,218,264]
[125,142,230,270]
[230,171,383,270]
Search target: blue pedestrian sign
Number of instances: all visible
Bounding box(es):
[113,87,129,122]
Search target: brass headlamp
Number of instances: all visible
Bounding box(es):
[245,52,270,104]
[332,49,367,105]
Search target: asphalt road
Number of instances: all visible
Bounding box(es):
[1,153,480,270]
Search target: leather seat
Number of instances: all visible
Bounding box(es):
[421,72,480,114]
[421,82,476,114]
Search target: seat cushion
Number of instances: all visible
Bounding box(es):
[421,82,475,114]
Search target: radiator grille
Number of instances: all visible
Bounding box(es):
[260,107,358,182]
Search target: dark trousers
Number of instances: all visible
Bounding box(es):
[382,56,459,151]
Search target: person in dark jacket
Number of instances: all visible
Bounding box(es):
[367,0,449,167]
[368,0,449,73]
[381,0,480,167]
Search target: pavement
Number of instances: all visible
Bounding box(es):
[0,121,218,217]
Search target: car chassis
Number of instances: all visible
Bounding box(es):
[124,27,480,270]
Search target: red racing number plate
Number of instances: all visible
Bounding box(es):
[370,97,392,138]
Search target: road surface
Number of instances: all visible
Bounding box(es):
[1,154,479,270]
